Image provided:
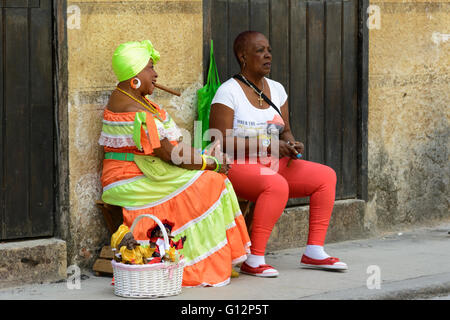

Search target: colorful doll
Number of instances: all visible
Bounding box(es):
[147,220,186,263]
[111,224,155,264]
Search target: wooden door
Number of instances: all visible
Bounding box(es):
[204,0,367,202]
[0,0,55,239]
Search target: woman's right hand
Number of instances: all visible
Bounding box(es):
[205,141,231,174]
[279,140,297,159]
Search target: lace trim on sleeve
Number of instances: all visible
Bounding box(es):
[98,133,136,148]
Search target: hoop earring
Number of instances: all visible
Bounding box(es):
[130,77,141,89]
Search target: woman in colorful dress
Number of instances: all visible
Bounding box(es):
[99,40,250,287]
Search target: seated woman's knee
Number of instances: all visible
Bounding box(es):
[265,174,289,197]
[324,165,337,185]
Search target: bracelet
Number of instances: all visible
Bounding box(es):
[200,154,207,170]
[204,155,220,172]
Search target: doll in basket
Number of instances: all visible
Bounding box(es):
[111,224,155,264]
[147,220,186,264]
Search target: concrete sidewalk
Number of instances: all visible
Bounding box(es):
[1,222,449,300]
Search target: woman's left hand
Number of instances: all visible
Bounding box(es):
[291,141,304,156]
[285,140,304,159]
[278,140,295,158]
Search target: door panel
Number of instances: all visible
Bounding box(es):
[0,0,54,240]
[205,0,361,203]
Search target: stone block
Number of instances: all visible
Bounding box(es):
[267,199,367,251]
[0,238,67,289]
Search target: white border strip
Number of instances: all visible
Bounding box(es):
[183,277,230,288]
[171,188,229,237]
[99,129,149,139]
[99,132,134,139]
[103,175,146,192]
[124,171,204,211]
[185,238,228,267]
[225,220,236,231]
[232,254,248,266]
[102,119,134,126]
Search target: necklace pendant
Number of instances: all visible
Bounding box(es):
[258,95,264,107]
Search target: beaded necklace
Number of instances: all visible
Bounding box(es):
[116,87,159,115]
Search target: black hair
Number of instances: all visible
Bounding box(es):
[150,223,173,238]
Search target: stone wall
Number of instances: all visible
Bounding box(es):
[66,0,203,268]
[366,0,449,233]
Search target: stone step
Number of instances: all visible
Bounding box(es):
[267,199,367,251]
[0,238,67,289]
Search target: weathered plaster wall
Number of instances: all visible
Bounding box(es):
[367,0,449,233]
[66,0,203,268]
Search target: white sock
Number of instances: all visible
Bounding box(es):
[304,245,330,260]
[245,254,265,268]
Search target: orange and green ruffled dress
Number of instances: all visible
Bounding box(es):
[98,102,250,287]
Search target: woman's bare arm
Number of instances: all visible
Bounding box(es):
[152,138,226,172]
[279,101,304,156]
[210,103,262,159]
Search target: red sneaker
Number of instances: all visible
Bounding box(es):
[300,255,348,271]
[240,262,279,277]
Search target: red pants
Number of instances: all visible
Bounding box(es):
[228,157,337,256]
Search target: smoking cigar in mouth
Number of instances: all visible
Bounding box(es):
[154,83,181,97]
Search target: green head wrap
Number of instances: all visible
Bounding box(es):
[112,40,160,82]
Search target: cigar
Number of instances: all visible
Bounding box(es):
[154,83,181,97]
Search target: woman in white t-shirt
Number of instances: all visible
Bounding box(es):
[210,31,348,277]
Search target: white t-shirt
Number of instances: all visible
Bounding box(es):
[211,78,287,137]
[211,77,288,158]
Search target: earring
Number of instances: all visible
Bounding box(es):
[130,77,141,89]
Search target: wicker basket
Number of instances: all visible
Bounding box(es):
[111,214,185,298]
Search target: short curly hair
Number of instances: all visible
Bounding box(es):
[233,30,264,67]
